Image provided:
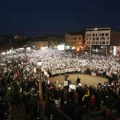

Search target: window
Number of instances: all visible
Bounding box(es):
[102,41,105,44]
[99,33,102,36]
[96,41,99,44]
[106,41,109,44]
[102,33,104,36]
[100,41,105,44]
[96,37,99,40]
[101,37,105,40]
[105,33,109,36]
[87,34,91,37]
[89,37,91,40]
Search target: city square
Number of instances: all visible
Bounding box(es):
[0,0,120,120]
[0,48,120,120]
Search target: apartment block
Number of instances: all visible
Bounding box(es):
[85,27,111,46]
[65,31,85,49]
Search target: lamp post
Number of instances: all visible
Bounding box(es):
[37,61,43,101]
[37,62,49,120]
[89,42,92,61]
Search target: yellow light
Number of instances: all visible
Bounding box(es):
[77,48,80,51]
[72,46,75,50]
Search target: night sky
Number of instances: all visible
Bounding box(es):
[0,0,120,36]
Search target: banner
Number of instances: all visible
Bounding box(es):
[64,81,68,86]
[69,84,76,90]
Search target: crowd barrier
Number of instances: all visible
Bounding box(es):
[50,68,97,76]
[49,68,114,78]
[50,68,82,75]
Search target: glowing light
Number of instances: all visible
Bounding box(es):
[41,46,48,50]
[113,46,117,56]
[77,48,80,51]
[66,46,70,49]
[72,46,75,50]
[57,45,65,50]
[94,28,98,30]
[7,51,10,54]
[1,52,6,55]
[37,61,42,66]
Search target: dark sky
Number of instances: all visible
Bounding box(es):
[0,0,120,36]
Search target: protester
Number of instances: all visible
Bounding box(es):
[0,48,120,120]
[76,77,81,85]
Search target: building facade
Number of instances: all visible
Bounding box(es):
[110,31,120,56]
[27,41,48,49]
[65,32,84,50]
[85,27,120,56]
[85,27,111,46]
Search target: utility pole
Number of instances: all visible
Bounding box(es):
[89,44,92,61]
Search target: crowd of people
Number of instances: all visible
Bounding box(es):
[0,48,120,120]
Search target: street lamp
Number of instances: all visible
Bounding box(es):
[90,44,92,61]
[37,61,48,120]
[37,61,47,120]
[37,61,43,101]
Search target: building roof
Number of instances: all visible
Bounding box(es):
[66,30,85,35]
[86,27,111,31]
